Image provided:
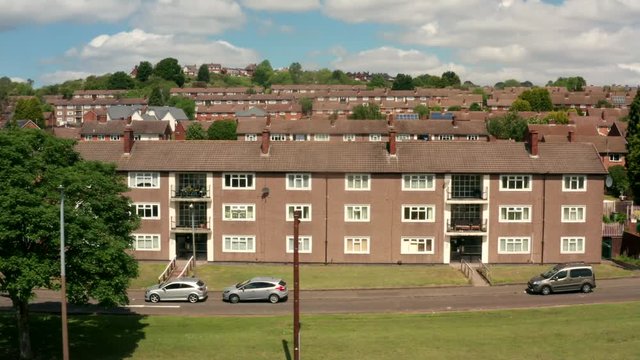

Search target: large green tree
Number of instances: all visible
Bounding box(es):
[518,88,553,112]
[252,60,274,88]
[288,62,303,84]
[349,103,384,120]
[154,58,185,87]
[441,71,461,87]
[299,97,313,117]
[626,91,640,199]
[548,76,586,92]
[148,86,164,106]
[510,99,532,112]
[185,122,207,140]
[197,64,210,83]
[392,74,414,90]
[108,71,135,90]
[368,73,388,88]
[0,129,139,359]
[135,61,153,82]
[167,95,196,120]
[413,104,429,119]
[13,98,44,127]
[486,111,529,141]
[207,120,237,140]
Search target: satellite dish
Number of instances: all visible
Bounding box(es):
[605,175,613,188]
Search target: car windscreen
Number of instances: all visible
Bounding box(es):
[541,268,557,279]
[236,279,251,288]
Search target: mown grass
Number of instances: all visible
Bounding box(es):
[488,263,639,285]
[130,263,470,290]
[2,302,639,360]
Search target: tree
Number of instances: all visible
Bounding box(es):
[288,62,303,84]
[197,64,210,83]
[207,120,237,140]
[469,103,482,111]
[510,99,532,112]
[543,111,570,124]
[486,111,529,141]
[413,104,429,119]
[300,97,313,117]
[83,74,110,90]
[148,86,164,106]
[626,91,640,199]
[136,61,153,82]
[154,58,184,86]
[368,73,388,88]
[331,70,349,84]
[108,71,135,90]
[441,71,461,87]
[392,74,414,90]
[447,105,462,111]
[185,122,207,140]
[269,71,293,85]
[596,99,613,108]
[349,103,384,120]
[13,98,44,127]
[608,165,630,198]
[252,60,274,88]
[167,95,196,120]
[518,88,553,112]
[0,129,139,359]
[549,76,586,92]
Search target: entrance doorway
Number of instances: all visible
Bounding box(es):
[176,233,207,260]
[450,236,482,262]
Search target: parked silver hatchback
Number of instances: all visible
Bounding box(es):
[222,277,288,304]
[527,263,596,295]
[145,277,208,303]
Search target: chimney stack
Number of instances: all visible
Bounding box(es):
[124,125,134,154]
[261,128,270,155]
[529,130,539,156]
[388,113,395,126]
[266,114,271,127]
[568,129,575,143]
[452,115,457,128]
[388,127,397,156]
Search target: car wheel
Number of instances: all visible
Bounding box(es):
[188,294,199,303]
[149,294,160,303]
[581,283,592,293]
[229,294,240,304]
[268,294,280,304]
[541,286,552,296]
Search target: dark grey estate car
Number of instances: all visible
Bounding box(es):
[223,277,288,304]
[145,277,208,303]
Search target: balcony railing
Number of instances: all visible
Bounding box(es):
[446,186,488,200]
[170,216,212,231]
[171,185,211,199]
[447,219,487,232]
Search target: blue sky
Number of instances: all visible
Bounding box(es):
[1,0,639,87]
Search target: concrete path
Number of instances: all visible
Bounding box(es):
[449,261,490,287]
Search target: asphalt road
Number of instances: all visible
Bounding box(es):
[2,277,639,317]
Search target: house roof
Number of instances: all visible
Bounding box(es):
[75,140,607,175]
[81,120,171,135]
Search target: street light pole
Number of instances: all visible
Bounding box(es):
[59,186,69,360]
[189,203,196,277]
[293,210,301,360]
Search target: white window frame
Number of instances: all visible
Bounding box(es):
[401,205,435,222]
[110,135,120,141]
[467,135,479,141]
[500,175,532,191]
[345,174,370,191]
[401,237,434,254]
[286,204,312,221]
[244,134,258,141]
[499,206,532,223]
[369,134,382,142]
[270,133,288,141]
[314,134,330,141]
[97,135,105,141]
[286,173,311,190]
[498,237,531,254]
[223,204,256,221]
[563,175,587,192]
[129,172,160,188]
[286,236,312,253]
[344,236,370,254]
[222,173,255,190]
[402,174,435,191]
[561,206,586,223]
[561,237,585,254]
[83,135,92,141]
[397,134,411,142]
[343,134,356,142]
[345,205,370,222]
[134,234,161,251]
[134,203,160,219]
[437,134,454,141]
[609,154,621,162]
[222,235,256,253]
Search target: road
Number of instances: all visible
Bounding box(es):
[1,277,639,317]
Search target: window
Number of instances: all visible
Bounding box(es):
[498,237,530,254]
[561,237,585,254]
[345,237,370,254]
[223,173,255,189]
[345,174,370,190]
[563,175,586,191]
[223,235,255,252]
[287,173,311,190]
[343,134,356,142]
[402,174,435,191]
[294,134,307,141]
[562,206,586,222]
[271,133,287,141]
[97,135,105,141]
[223,204,255,221]
[314,134,330,141]
[437,134,454,141]
[110,135,120,141]
[345,205,370,222]
[286,236,312,253]
[134,234,160,251]
[401,237,434,254]
[609,154,621,162]
[500,175,532,191]
[397,134,411,142]
[135,203,160,219]
[286,204,312,221]
[402,205,435,222]
[83,135,92,141]
[499,206,531,222]
[369,134,382,142]
[245,134,258,141]
[129,172,160,188]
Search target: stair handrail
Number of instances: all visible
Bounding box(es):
[158,257,176,284]
[460,258,474,281]
[479,262,492,285]
[177,256,195,278]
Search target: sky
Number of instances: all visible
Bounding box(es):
[1,0,640,87]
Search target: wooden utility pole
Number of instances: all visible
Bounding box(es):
[293,210,301,360]
[59,186,69,360]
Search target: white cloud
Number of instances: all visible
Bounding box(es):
[41,29,259,85]
[463,45,527,63]
[240,0,320,12]
[618,63,640,74]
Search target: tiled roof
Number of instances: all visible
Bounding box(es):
[75,140,607,175]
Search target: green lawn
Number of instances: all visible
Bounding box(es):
[2,302,639,359]
[488,263,639,285]
[130,263,470,290]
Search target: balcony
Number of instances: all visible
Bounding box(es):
[170,216,212,233]
[447,219,487,233]
[170,185,211,201]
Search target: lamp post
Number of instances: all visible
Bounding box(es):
[59,186,69,360]
[293,210,301,360]
[189,203,196,277]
